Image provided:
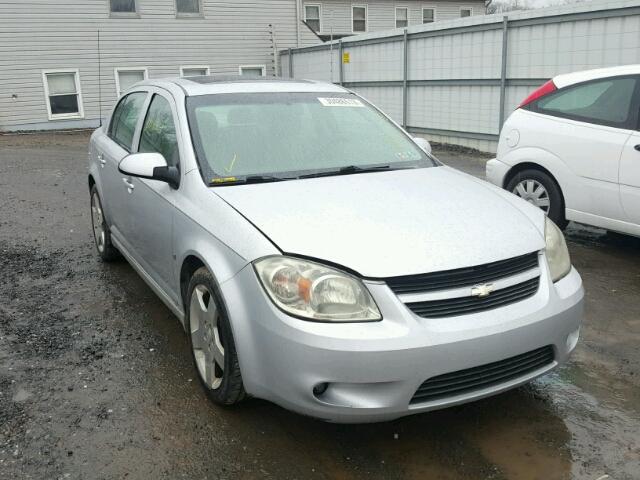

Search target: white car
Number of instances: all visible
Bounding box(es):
[486,65,640,237]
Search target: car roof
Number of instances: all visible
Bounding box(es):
[553,64,640,88]
[137,76,349,96]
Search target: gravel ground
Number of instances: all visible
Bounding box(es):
[0,130,639,480]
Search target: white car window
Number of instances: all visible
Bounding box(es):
[534,77,637,128]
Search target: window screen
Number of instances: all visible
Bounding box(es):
[396,8,408,28]
[109,92,147,151]
[305,5,321,32]
[45,72,80,116]
[110,0,136,13]
[423,8,434,23]
[117,69,146,96]
[176,0,200,14]
[240,66,264,77]
[460,9,472,17]
[139,95,180,167]
[352,6,366,32]
[182,67,208,77]
[534,77,637,128]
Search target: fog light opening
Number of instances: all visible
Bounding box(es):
[312,382,329,398]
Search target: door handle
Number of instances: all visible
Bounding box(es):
[97,153,106,167]
[634,144,640,152]
[122,178,135,192]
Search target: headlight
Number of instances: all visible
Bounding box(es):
[253,256,381,322]
[545,217,571,282]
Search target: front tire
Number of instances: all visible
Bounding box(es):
[90,185,120,262]
[506,169,568,229]
[186,267,245,405]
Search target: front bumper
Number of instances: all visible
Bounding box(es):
[221,257,583,423]
[486,157,511,187]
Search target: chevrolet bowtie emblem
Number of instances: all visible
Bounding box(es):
[471,283,495,298]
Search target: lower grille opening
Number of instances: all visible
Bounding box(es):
[411,345,555,404]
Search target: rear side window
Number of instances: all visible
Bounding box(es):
[108,92,147,151]
[532,77,638,129]
[138,94,180,167]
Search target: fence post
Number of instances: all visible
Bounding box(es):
[339,40,344,85]
[288,48,294,78]
[402,28,408,129]
[498,15,509,131]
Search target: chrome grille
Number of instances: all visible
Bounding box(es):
[411,345,555,404]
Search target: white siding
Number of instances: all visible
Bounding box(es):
[303,0,486,35]
[0,0,320,131]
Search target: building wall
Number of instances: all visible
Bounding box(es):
[302,0,486,35]
[0,0,320,131]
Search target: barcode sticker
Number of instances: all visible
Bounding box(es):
[318,97,364,107]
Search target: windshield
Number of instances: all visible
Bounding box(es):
[186,92,436,185]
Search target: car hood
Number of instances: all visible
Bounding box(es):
[213,166,546,278]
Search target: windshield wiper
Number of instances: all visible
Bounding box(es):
[210,175,296,186]
[298,164,399,179]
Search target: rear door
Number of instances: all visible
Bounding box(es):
[528,76,638,222]
[619,124,640,226]
[97,91,149,248]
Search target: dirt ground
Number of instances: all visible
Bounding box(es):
[0,130,638,480]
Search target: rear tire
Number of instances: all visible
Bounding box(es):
[90,185,120,262]
[506,169,568,229]
[186,267,245,406]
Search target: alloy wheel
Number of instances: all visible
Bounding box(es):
[91,192,106,253]
[190,285,225,389]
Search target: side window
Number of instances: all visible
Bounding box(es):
[533,77,638,128]
[139,94,180,167]
[108,92,147,151]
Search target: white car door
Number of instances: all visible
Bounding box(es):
[620,131,640,227]
[527,76,638,224]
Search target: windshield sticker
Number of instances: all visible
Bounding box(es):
[211,176,237,184]
[318,97,364,107]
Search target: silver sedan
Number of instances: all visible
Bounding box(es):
[88,76,583,423]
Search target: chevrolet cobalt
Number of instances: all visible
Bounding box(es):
[88,77,583,423]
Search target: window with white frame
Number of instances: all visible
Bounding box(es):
[422,7,435,23]
[180,66,210,77]
[239,65,266,77]
[395,7,408,28]
[176,0,202,16]
[352,5,367,33]
[110,0,137,14]
[460,8,472,17]
[115,68,148,97]
[42,70,84,120]
[304,4,321,32]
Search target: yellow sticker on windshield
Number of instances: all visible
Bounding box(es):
[211,177,237,183]
[318,97,364,107]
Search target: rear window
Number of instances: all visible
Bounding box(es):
[531,76,638,129]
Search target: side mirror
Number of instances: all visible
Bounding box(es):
[413,137,432,155]
[118,153,180,189]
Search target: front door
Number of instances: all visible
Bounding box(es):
[121,89,182,303]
